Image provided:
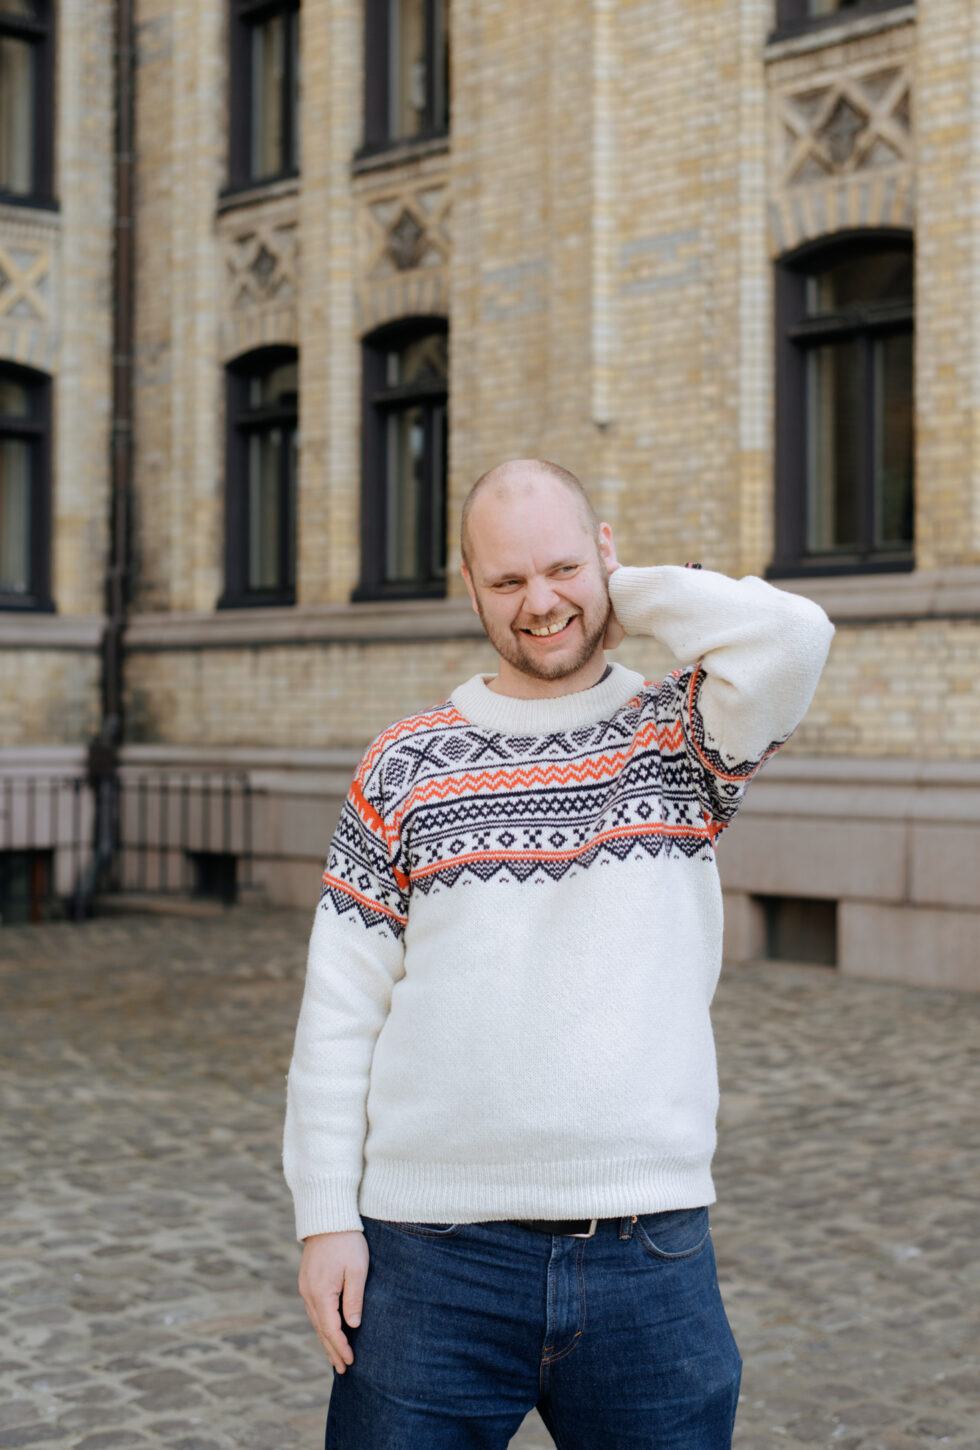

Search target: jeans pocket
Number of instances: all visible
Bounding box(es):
[378,1220,462,1239]
[633,1205,711,1262]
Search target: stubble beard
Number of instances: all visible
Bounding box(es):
[475,592,613,682]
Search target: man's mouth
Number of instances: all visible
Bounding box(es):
[521,615,576,639]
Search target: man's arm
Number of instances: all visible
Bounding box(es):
[283,752,408,1371]
[608,563,834,821]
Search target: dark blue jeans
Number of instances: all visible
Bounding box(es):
[324,1207,741,1449]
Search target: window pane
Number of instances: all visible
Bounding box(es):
[435,0,449,132]
[248,429,283,589]
[289,9,300,171]
[875,332,914,549]
[287,424,297,588]
[387,332,448,388]
[385,406,424,582]
[389,0,427,139]
[251,13,285,179]
[249,359,298,410]
[808,250,913,316]
[806,340,862,552]
[0,376,30,418]
[0,436,31,594]
[430,402,447,579]
[0,35,34,195]
[809,0,861,13]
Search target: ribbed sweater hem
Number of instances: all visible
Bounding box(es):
[357,1154,716,1225]
[292,1176,364,1240]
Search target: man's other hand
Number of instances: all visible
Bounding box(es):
[603,547,624,650]
[298,1230,369,1375]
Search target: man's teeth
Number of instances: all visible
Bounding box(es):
[526,617,573,637]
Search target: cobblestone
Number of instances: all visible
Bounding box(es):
[0,909,977,1450]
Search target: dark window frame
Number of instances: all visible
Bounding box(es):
[771,0,909,42]
[0,361,53,611]
[770,229,914,580]
[226,0,300,194]
[361,0,449,158]
[354,316,448,602]
[219,345,298,609]
[0,0,56,208]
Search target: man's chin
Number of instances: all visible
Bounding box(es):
[509,641,599,682]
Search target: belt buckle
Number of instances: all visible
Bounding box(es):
[567,1217,598,1238]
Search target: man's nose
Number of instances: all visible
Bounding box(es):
[523,575,562,618]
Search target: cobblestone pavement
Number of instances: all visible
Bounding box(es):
[1,907,978,1450]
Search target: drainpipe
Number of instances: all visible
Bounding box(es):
[83,0,135,911]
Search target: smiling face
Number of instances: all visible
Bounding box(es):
[461,466,616,697]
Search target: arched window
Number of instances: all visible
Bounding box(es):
[774,0,905,38]
[363,0,450,154]
[220,348,298,607]
[228,0,300,190]
[772,233,913,577]
[0,0,55,204]
[0,362,51,609]
[356,319,448,600]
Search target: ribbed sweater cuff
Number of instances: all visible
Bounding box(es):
[292,1177,363,1240]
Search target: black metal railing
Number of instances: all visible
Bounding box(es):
[0,771,253,924]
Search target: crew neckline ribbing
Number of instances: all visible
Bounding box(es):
[450,661,644,734]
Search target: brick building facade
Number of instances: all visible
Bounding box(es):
[1,0,978,986]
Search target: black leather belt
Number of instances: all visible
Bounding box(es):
[510,1217,600,1238]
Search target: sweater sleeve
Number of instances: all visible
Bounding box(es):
[609,565,834,828]
[283,744,409,1238]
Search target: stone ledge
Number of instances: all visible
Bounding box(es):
[0,614,104,649]
[124,598,484,649]
[772,566,980,623]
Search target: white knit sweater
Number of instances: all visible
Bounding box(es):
[283,566,834,1238]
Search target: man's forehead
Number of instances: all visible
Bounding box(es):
[468,472,589,535]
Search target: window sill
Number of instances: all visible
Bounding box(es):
[0,193,60,219]
[217,173,300,216]
[767,555,914,580]
[216,589,296,610]
[126,597,483,650]
[770,564,980,624]
[352,134,450,178]
[0,610,101,649]
[765,3,915,61]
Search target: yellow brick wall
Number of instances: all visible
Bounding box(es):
[121,612,980,762]
[915,0,980,567]
[0,653,101,747]
[7,0,980,768]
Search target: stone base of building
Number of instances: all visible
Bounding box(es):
[721,754,980,992]
[3,744,977,990]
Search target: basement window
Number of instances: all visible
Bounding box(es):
[189,851,238,905]
[757,895,837,966]
[0,847,53,924]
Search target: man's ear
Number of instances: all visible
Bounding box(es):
[598,522,619,574]
[461,563,480,614]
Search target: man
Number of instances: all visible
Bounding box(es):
[284,459,834,1449]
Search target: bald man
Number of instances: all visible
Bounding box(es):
[284,460,834,1449]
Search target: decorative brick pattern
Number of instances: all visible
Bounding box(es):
[766,18,916,254]
[354,157,451,333]
[219,191,300,361]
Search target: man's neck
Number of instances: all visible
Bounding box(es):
[486,651,610,699]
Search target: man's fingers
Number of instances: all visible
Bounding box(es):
[342,1260,368,1328]
[304,1289,353,1374]
[320,1290,355,1368]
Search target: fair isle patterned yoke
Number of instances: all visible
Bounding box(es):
[319,663,787,942]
